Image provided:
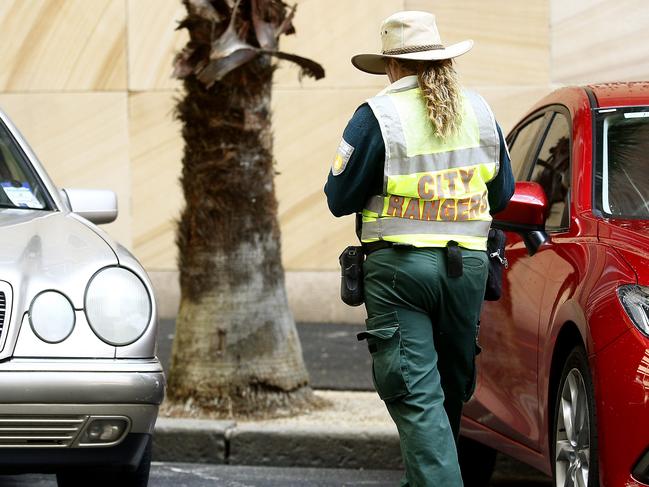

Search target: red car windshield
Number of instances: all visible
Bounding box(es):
[595,107,649,219]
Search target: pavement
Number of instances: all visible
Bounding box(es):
[0,464,405,486]
[154,320,552,485]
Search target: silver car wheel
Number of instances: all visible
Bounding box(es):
[555,368,590,487]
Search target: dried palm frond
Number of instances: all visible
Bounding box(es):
[174,0,324,87]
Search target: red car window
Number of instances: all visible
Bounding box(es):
[508,115,548,181]
[529,113,571,230]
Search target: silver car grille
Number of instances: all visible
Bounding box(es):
[0,291,5,338]
[0,415,87,448]
[0,282,11,356]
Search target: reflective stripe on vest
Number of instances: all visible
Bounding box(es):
[361,78,500,251]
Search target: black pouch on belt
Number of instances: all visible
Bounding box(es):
[339,246,365,307]
[446,240,463,278]
[484,228,508,301]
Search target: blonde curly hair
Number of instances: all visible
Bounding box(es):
[416,59,462,139]
[391,58,463,139]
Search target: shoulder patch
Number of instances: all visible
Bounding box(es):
[332,138,355,176]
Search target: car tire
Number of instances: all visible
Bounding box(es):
[552,346,599,487]
[56,436,152,487]
[458,435,497,487]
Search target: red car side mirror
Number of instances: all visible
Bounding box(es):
[494,181,548,227]
[492,181,549,256]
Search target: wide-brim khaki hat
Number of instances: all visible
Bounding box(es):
[352,11,473,75]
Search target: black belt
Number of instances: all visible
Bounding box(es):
[362,241,395,255]
[363,241,417,255]
[363,240,464,278]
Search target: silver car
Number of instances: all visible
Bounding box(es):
[0,109,164,486]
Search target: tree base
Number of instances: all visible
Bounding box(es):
[161,385,329,420]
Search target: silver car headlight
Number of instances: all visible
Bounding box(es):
[618,284,649,336]
[29,291,76,343]
[85,267,152,346]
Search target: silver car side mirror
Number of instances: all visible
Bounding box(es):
[60,189,118,225]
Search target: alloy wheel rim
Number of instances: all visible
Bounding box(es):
[555,368,590,487]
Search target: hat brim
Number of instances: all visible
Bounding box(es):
[351,40,474,75]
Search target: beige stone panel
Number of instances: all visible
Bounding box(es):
[286,271,366,324]
[0,93,131,245]
[273,88,375,270]
[470,85,554,134]
[552,0,649,83]
[550,0,605,25]
[280,195,357,271]
[148,269,366,323]
[0,0,126,91]
[128,0,188,91]
[404,0,550,86]
[273,0,404,89]
[129,91,183,270]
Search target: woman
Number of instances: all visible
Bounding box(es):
[325,11,514,487]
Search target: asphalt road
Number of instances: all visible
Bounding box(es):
[0,462,551,486]
[158,319,374,390]
[0,464,400,486]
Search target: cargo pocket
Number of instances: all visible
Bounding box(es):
[357,311,410,402]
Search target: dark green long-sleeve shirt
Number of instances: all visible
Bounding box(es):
[325,103,514,217]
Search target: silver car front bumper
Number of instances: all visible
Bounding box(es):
[0,358,165,448]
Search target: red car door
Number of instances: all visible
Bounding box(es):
[465,109,573,452]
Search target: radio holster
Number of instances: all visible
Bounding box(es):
[339,246,364,307]
[339,214,365,306]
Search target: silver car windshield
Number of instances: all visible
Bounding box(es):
[596,108,649,219]
[0,121,50,211]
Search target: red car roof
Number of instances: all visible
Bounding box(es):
[588,82,649,108]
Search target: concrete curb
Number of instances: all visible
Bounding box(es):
[152,417,554,484]
[228,424,402,470]
[153,418,402,470]
[153,418,235,464]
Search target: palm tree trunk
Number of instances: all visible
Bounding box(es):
[167,55,315,416]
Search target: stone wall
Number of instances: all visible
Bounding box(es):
[0,0,647,281]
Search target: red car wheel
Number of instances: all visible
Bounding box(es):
[553,347,599,487]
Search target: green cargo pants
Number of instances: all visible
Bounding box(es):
[360,246,488,487]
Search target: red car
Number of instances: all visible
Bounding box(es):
[459,83,649,487]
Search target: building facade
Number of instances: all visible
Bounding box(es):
[0,0,646,320]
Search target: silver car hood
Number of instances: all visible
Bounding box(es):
[0,209,117,312]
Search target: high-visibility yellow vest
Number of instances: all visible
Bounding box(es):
[361,77,500,251]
